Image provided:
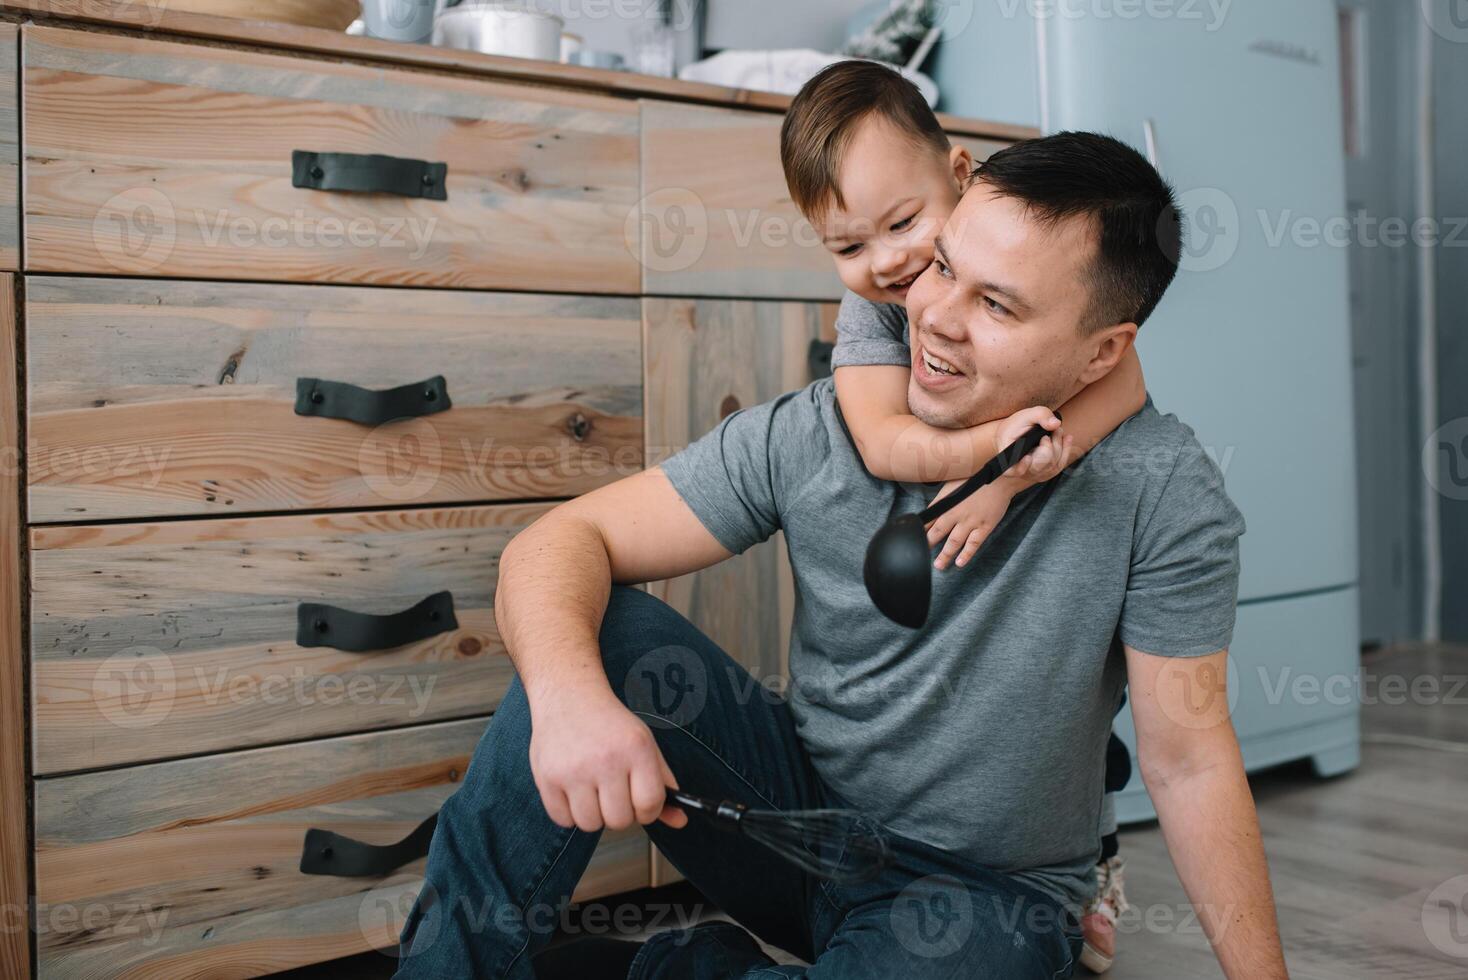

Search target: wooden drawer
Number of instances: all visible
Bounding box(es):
[21,25,641,292]
[24,276,643,522]
[639,100,841,301]
[33,718,650,978]
[638,100,1010,301]
[29,503,552,775]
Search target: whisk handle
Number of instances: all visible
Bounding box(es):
[666,788,747,827]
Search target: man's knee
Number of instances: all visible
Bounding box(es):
[598,587,714,718]
[478,587,714,746]
[598,585,696,655]
[879,879,1074,979]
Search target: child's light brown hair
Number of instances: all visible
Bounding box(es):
[780,60,951,221]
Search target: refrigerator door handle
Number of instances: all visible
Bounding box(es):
[1142,118,1161,169]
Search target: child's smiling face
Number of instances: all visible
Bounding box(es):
[814,113,974,306]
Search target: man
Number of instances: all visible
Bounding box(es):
[392,132,1289,979]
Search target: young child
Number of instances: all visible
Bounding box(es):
[780,61,1140,973]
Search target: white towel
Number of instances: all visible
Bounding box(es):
[678,49,939,107]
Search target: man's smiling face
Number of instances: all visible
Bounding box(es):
[904,182,1108,429]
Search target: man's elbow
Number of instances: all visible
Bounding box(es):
[1139,752,1224,795]
[498,507,569,584]
[494,523,537,624]
[494,507,598,620]
[500,508,544,563]
[1136,726,1240,795]
[509,502,594,551]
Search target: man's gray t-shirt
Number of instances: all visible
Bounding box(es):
[659,377,1245,908]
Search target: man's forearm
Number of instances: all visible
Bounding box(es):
[1147,739,1288,979]
[494,512,618,707]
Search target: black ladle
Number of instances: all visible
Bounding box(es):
[863,417,1056,628]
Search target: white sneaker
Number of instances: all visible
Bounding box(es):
[1079,856,1130,973]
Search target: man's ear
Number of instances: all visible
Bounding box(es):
[949,143,975,191]
[1077,323,1139,384]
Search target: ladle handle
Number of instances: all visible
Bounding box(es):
[916,418,1057,525]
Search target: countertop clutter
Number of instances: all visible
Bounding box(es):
[0,0,1031,140]
[0,2,1029,978]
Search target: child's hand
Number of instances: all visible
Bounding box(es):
[925,429,1075,569]
[994,405,1063,460]
[926,480,1012,569]
[1001,428,1074,487]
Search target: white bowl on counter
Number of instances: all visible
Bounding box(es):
[432,2,563,61]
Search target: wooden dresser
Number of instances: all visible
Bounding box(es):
[0,3,1032,976]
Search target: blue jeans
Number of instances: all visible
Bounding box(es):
[393,586,1081,979]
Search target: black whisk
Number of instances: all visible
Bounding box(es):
[666,788,892,884]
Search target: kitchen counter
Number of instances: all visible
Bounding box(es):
[0,0,1037,141]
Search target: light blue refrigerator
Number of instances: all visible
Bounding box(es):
[929,0,1363,820]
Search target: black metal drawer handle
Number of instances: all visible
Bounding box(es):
[300,812,439,878]
[297,591,458,653]
[292,150,448,201]
[294,376,451,426]
[808,339,834,380]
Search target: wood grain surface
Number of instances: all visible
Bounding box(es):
[29,502,552,774]
[21,25,642,292]
[24,276,643,521]
[0,1,1037,142]
[0,272,27,980]
[639,100,842,301]
[0,25,17,271]
[33,716,650,977]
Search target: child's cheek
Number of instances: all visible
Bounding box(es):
[841,266,893,306]
[902,247,936,283]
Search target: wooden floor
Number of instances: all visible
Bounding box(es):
[272,644,1468,978]
[1102,643,1468,979]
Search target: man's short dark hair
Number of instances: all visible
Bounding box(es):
[781,60,950,220]
[971,131,1183,332]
